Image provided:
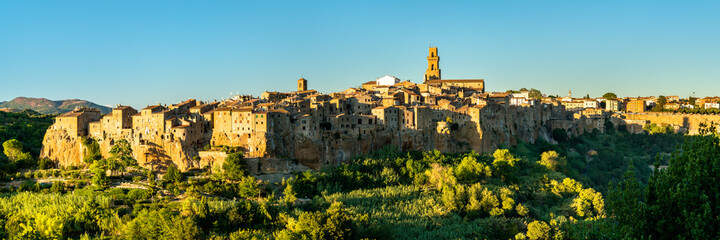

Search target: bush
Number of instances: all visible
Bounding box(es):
[163,165,182,184]
[127,189,151,201]
[223,152,247,181]
[122,208,200,240]
[92,168,110,188]
[527,220,551,240]
[132,176,143,182]
[276,202,357,240]
[538,151,564,171]
[454,154,491,183]
[0,192,120,239]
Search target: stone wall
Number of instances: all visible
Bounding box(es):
[622,113,720,134]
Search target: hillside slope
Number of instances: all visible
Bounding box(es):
[0,97,111,114]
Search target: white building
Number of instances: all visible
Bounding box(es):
[583,100,598,109]
[376,75,401,86]
[705,102,720,109]
[605,99,620,111]
[510,97,536,106]
[510,91,529,99]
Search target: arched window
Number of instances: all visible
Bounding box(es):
[431,64,435,70]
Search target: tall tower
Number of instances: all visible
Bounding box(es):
[297,78,307,91]
[424,47,441,82]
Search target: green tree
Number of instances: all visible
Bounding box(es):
[454,154,491,183]
[602,92,617,100]
[163,164,182,184]
[571,188,604,219]
[237,175,260,198]
[82,137,102,164]
[3,139,33,166]
[223,152,247,181]
[122,209,200,240]
[107,139,136,176]
[527,220,551,240]
[92,167,110,188]
[609,125,720,239]
[538,151,565,171]
[276,202,357,240]
[552,129,568,142]
[652,96,667,112]
[283,181,298,205]
[528,88,542,99]
[492,149,520,182]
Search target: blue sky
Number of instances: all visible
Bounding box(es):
[1,1,718,109]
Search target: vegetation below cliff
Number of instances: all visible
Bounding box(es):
[0,120,715,239]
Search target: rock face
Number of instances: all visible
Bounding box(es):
[41,104,554,171]
[41,127,202,170]
[229,104,554,169]
[40,129,86,167]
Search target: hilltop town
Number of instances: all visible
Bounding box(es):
[40,47,720,171]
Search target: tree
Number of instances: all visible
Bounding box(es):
[283,181,298,205]
[107,139,136,176]
[652,96,667,112]
[538,151,564,171]
[122,209,200,240]
[492,149,520,182]
[527,220,551,240]
[92,167,110,188]
[602,92,617,100]
[571,188,604,219]
[223,152,247,181]
[454,154,491,183]
[237,175,260,198]
[82,137,102,164]
[276,202,357,240]
[552,129,568,142]
[3,139,33,165]
[163,164,183,184]
[528,89,542,100]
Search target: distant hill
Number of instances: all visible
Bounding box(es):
[0,97,112,115]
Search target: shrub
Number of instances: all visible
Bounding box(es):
[122,208,200,240]
[92,168,110,188]
[527,220,551,240]
[276,202,356,240]
[127,189,151,201]
[163,165,182,184]
[538,151,564,171]
[223,152,247,181]
[455,154,491,183]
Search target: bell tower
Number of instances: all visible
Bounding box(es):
[297,78,307,91]
[424,47,441,82]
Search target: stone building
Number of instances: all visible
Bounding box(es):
[627,100,646,113]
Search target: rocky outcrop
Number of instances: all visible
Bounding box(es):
[42,104,554,171]
[40,128,86,167]
[239,104,554,169]
[41,126,203,171]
